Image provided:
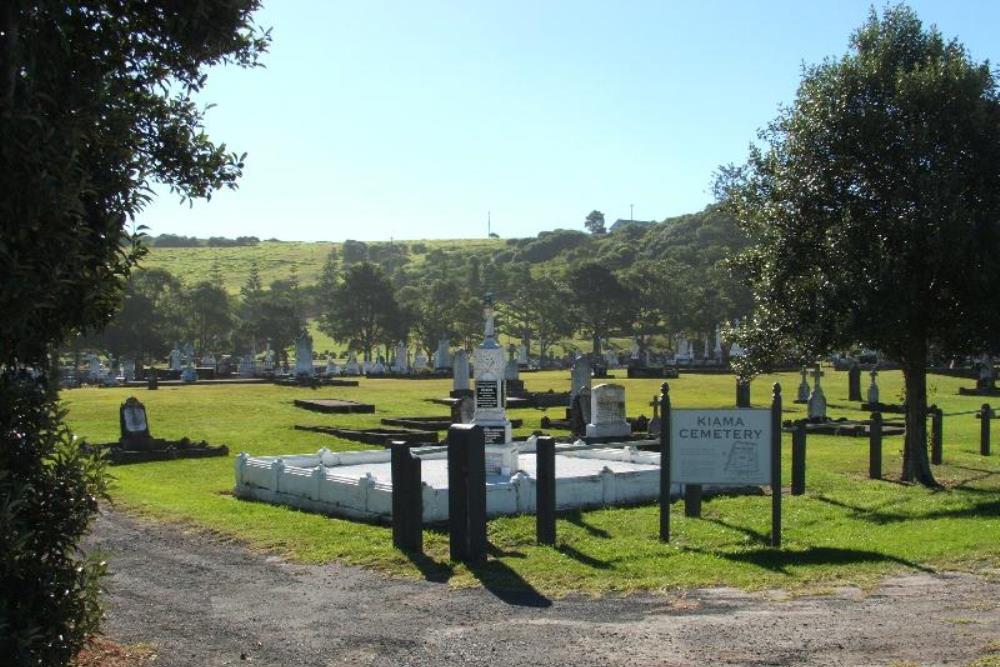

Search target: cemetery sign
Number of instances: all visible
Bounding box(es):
[670,409,771,485]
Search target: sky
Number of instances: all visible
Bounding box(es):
[138,1,1000,242]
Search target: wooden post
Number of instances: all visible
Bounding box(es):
[390,443,422,552]
[736,378,750,408]
[536,436,556,545]
[982,404,992,456]
[791,420,806,496]
[447,425,470,561]
[770,383,782,548]
[466,425,487,562]
[930,406,943,465]
[683,484,702,518]
[869,412,882,479]
[659,382,671,543]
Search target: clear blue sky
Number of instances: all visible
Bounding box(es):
[139,1,1000,242]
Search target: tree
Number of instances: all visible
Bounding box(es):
[715,5,1000,486]
[0,4,267,663]
[584,210,607,235]
[504,273,575,363]
[238,261,265,353]
[94,268,184,363]
[566,262,635,356]
[183,282,234,353]
[256,281,305,363]
[319,262,400,361]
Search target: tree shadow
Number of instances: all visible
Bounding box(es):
[486,542,527,559]
[562,509,611,538]
[815,494,1000,524]
[556,543,613,570]
[467,545,553,608]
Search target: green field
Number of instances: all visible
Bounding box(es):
[63,369,1000,596]
[143,238,505,293]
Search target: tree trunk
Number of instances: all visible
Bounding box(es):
[592,334,602,357]
[901,348,937,486]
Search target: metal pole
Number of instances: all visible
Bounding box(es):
[931,407,943,465]
[447,426,470,561]
[659,382,671,542]
[982,403,992,456]
[466,425,487,562]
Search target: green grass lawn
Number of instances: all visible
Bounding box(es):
[63,369,1000,596]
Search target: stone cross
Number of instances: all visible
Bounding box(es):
[808,364,826,420]
[797,367,810,402]
[867,369,880,405]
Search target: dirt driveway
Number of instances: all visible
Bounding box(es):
[87,510,999,666]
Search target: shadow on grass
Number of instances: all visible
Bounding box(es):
[468,544,552,608]
[403,549,454,583]
[704,517,770,544]
[815,495,1000,524]
[562,509,611,538]
[683,545,936,575]
[556,543,613,570]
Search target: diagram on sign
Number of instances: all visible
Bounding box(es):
[724,441,759,479]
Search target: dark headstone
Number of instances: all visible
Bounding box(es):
[848,363,862,401]
[119,396,152,449]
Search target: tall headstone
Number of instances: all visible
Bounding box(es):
[585,383,631,439]
[180,362,197,384]
[325,355,341,376]
[452,349,470,393]
[263,346,275,372]
[517,343,529,366]
[434,338,452,370]
[239,355,255,378]
[604,349,619,369]
[848,362,862,401]
[472,295,512,445]
[294,333,314,378]
[169,346,182,372]
[184,341,195,366]
[867,369,880,405]
[714,324,724,362]
[808,365,827,420]
[413,350,429,371]
[570,355,592,406]
[504,345,519,381]
[392,341,408,374]
[123,359,136,382]
[797,367,810,402]
[371,355,386,376]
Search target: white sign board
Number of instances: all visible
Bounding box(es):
[670,409,772,485]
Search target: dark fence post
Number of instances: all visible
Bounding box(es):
[848,364,861,402]
[736,378,750,408]
[659,382,671,543]
[869,412,882,479]
[466,426,487,562]
[930,406,943,465]
[683,484,702,518]
[791,420,806,496]
[447,425,470,561]
[390,443,422,552]
[147,370,158,390]
[770,383,782,548]
[536,436,556,545]
[982,404,992,456]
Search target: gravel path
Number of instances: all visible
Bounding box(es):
[88,510,999,666]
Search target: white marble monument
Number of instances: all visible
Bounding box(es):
[585,383,631,439]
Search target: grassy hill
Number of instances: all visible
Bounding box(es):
[142,238,506,294]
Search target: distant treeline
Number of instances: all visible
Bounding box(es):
[150,234,264,247]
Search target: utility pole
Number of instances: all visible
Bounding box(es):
[487,210,491,238]
[630,203,634,222]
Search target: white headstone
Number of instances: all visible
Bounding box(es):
[473,296,512,446]
[797,367,810,402]
[413,351,429,371]
[239,355,255,378]
[392,341,408,374]
[169,346,182,371]
[434,338,451,370]
[714,324,723,361]
[808,365,826,419]
[294,334,314,378]
[181,363,197,383]
[371,356,386,376]
[345,352,361,376]
[585,383,631,439]
[517,344,529,366]
[325,355,341,376]
[453,349,470,391]
[867,369,880,405]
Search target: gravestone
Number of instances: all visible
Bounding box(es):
[169,345,182,371]
[239,355,255,378]
[648,396,661,436]
[345,352,361,376]
[808,365,827,420]
[978,353,995,390]
[393,341,409,374]
[371,356,386,375]
[180,362,198,384]
[848,362,862,401]
[413,351,429,371]
[450,395,476,425]
[294,333,314,378]
[714,324,724,362]
[518,343,529,367]
[585,383,631,439]
[119,396,151,449]
[570,355,592,406]
[472,295,512,445]
[434,338,452,370]
[88,354,102,381]
[452,349,471,396]
[326,355,341,376]
[867,369,880,405]
[630,339,640,361]
[263,347,275,372]
[604,349,619,369]
[796,367,810,402]
[184,341,195,366]
[123,359,136,382]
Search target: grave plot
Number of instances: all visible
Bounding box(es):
[90,397,229,464]
[381,415,523,430]
[294,424,438,446]
[782,417,905,437]
[293,398,375,414]
[274,377,360,388]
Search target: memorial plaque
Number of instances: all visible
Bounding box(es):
[670,409,771,485]
[475,381,499,409]
[482,426,507,445]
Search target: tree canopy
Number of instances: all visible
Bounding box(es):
[716,4,1000,485]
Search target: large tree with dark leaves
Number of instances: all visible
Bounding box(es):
[715,5,1000,486]
[0,3,267,664]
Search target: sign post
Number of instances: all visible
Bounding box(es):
[659,382,782,547]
